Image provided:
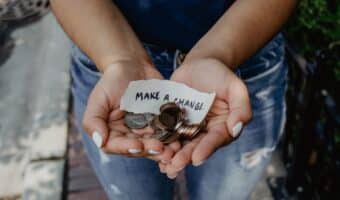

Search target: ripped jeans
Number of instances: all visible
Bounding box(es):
[70,34,287,200]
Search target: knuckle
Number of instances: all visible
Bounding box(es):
[176,153,190,164]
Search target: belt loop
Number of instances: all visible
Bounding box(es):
[173,49,180,70]
[174,50,187,70]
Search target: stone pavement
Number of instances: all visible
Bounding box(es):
[0,13,70,199]
[0,13,287,200]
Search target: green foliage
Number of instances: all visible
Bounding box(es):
[286,0,340,79]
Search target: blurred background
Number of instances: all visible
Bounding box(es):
[0,0,339,199]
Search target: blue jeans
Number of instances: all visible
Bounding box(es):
[70,34,287,200]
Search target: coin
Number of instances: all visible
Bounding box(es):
[162,130,181,144]
[160,102,179,113]
[124,112,150,129]
[151,116,169,131]
[159,112,177,129]
[149,102,206,143]
[152,129,171,141]
[179,124,202,139]
[144,113,155,124]
[159,102,185,127]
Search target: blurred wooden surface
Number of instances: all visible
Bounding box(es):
[67,113,108,200]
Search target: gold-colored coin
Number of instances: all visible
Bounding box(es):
[151,102,205,143]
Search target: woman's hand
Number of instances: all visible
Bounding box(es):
[82,60,179,161]
[159,58,252,178]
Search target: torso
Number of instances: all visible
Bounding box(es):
[113,0,234,51]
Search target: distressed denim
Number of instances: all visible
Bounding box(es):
[70,34,287,200]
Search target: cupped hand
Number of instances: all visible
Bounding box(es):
[82,59,180,161]
[160,58,252,178]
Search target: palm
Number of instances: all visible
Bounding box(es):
[83,61,180,161]
[159,58,252,178]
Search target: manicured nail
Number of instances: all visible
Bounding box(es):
[232,122,243,138]
[176,166,185,172]
[148,149,160,155]
[128,148,142,154]
[167,174,177,179]
[92,131,103,148]
[193,160,205,167]
[159,168,166,173]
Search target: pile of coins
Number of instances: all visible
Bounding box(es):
[124,102,204,144]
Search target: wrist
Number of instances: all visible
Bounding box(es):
[182,55,236,71]
[184,45,237,70]
[98,55,154,73]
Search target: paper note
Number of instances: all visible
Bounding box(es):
[120,80,216,124]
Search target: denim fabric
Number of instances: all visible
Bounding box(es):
[70,33,287,200]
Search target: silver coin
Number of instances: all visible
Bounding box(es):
[124,112,149,129]
[152,129,171,141]
[144,113,155,124]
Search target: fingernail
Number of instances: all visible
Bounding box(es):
[193,160,205,167]
[232,122,243,138]
[176,166,185,171]
[160,168,166,173]
[92,131,103,148]
[161,160,170,164]
[148,149,160,155]
[168,174,177,179]
[128,148,142,154]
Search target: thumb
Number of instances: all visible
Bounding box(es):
[226,80,252,138]
[82,84,110,148]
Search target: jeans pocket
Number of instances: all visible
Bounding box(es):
[71,46,101,77]
[71,47,101,105]
[244,59,288,112]
[239,33,285,80]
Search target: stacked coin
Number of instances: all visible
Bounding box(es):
[150,102,184,143]
[124,102,204,144]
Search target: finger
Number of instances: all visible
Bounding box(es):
[192,123,233,165]
[146,141,181,163]
[109,109,125,121]
[226,79,252,138]
[103,131,144,155]
[82,84,111,148]
[147,146,174,163]
[126,133,139,139]
[109,118,131,133]
[206,114,228,130]
[166,135,203,173]
[131,126,155,135]
[140,138,164,156]
[212,98,229,109]
[167,171,178,179]
[209,99,229,117]
[156,146,175,164]
[168,141,181,153]
[159,163,166,173]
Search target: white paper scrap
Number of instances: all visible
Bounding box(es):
[120,80,216,124]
